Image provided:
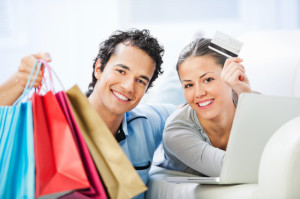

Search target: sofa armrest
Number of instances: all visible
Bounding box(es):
[258,116,300,199]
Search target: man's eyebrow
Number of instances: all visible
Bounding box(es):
[116,64,130,70]
[140,75,150,82]
[116,64,150,82]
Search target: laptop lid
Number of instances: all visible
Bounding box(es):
[219,93,300,184]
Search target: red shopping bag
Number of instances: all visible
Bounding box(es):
[32,91,90,198]
[55,91,107,199]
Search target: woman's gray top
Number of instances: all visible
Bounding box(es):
[160,104,225,177]
[160,92,238,177]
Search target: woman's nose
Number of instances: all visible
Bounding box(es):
[195,83,206,98]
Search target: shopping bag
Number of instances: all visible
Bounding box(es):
[0,59,41,199]
[32,61,90,198]
[55,91,107,199]
[66,85,147,199]
[0,102,35,199]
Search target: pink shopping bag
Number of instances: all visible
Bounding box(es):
[56,91,107,199]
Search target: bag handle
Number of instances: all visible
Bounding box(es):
[37,59,65,94]
[13,60,42,105]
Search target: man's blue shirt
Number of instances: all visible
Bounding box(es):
[117,104,176,199]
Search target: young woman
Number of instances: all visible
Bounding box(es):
[160,38,252,177]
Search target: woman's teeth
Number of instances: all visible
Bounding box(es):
[198,99,213,107]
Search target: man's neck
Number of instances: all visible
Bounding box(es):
[101,113,123,136]
[88,94,124,136]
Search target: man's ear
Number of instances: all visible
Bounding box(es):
[94,58,102,80]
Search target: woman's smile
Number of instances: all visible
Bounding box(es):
[196,98,214,110]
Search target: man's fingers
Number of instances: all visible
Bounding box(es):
[34,52,52,62]
[32,78,43,87]
[20,56,36,71]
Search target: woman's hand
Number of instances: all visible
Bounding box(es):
[221,57,252,96]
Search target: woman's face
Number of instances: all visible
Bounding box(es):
[178,55,234,120]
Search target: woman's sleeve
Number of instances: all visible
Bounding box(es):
[163,123,225,177]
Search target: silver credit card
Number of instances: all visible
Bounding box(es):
[209,31,244,58]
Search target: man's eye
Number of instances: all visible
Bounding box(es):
[137,79,146,86]
[184,84,193,88]
[116,69,125,74]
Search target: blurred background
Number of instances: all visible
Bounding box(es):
[1,0,299,104]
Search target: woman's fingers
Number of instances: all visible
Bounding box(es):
[223,63,245,77]
[226,70,244,83]
[223,57,243,70]
[222,62,245,83]
[222,57,251,95]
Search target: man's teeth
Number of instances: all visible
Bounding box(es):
[198,100,213,107]
[113,91,129,101]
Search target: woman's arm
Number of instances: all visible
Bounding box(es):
[0,52,51,106]
[163,125,225,177]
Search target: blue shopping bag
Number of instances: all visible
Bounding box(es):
[0,59,42,199]
[0,102,35,199]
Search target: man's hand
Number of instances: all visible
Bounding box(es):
[0,52,51,106]
[17,52,51,88]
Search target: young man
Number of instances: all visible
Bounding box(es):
[87,30,175,199]
[4,29,175,199]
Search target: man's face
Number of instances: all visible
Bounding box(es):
[92,43,155,117]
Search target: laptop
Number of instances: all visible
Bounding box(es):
[167,93,300,184]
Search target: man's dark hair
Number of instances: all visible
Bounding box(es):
[86,29,164,97]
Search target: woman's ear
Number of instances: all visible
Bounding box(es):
[94,58,102,80]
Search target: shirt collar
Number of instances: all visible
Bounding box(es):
[115,123,126,143]
[125,107,147,122]
[119,107,147,139]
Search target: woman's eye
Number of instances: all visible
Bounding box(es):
[137,79,146,86]
[184,84,193,88]
[204,77,213,83]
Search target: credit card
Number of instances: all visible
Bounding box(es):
[208,31,244,58]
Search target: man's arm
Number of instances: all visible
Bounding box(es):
[0,52,51,106]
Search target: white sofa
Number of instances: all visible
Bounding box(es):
[146,30,300,199]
